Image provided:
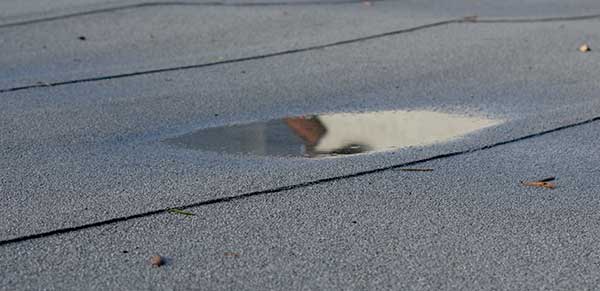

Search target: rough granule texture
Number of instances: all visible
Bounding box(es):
[2,0,600,289]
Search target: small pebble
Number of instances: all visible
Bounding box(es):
[150,255,163,267]
[224,252,240,258]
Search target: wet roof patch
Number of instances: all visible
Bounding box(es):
[165,110,501,158]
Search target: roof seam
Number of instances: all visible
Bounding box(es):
[2,13,599,94]
[1,114,599,246]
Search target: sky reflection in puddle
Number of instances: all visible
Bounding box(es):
[166,110,501,158]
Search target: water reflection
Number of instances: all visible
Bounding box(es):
[166,110,500,158]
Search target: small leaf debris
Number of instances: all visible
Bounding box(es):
[167,208,195,216]
[224,252,240,258]
[150,255,164,267]
[399,168,434,172]
[579,44,591,52]
[521,177,556,189]
[463,15,478,22]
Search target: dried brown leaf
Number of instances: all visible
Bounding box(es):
[521,181,556,189]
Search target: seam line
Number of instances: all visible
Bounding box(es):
[1,114,598,246]
[2,13,599,94]
[0,0,384,29]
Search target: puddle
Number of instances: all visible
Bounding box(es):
[166,110,501,158]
